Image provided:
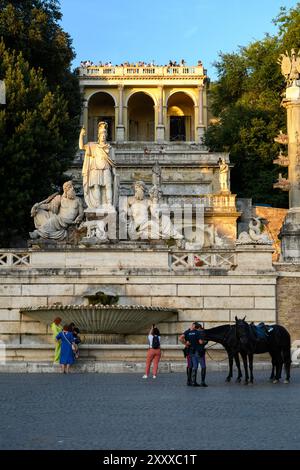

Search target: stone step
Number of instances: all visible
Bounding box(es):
[0,360,280,374]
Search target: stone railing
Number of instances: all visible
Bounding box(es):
[170,251,237,271]
[79,65,205,78]
[0,251,31,267]
[197,194,237,210]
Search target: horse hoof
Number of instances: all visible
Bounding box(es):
[244,381,248,386]
[225,377,231,383]
[273,379,279,384]
[284,379,290,384]
[236,378,242,383]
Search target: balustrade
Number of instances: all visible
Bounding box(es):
[80,65,204,78]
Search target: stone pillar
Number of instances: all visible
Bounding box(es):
[196,84,205,143]
[156,85,165,143]
[123,106,128,141]
[279,84,300,261]
[284,86,300,208]
[116,84,125,142]
[82,99,88,131]
[0,80,6,105]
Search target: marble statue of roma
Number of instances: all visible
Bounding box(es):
[127,181,184,242]
[79,121,116,209]
[29,181,84,240]
[219,157,229,192]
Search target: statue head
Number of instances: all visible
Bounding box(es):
[97,121,108,144]
[149,185,162,202]
[134,181,146,200]
[63,181,76,199]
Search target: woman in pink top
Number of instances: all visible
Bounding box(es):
[143,324,161,379]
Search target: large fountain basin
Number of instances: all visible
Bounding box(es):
[21,304,178,335]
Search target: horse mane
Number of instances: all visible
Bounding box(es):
[204,324,234,345]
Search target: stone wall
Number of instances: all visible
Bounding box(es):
[0,246,276,357]
[254,206,288,261]
[275,263,300,341]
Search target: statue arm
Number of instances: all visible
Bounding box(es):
[74,198,84,224]
[79,127,87,150]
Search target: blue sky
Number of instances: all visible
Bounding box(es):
[60,0,299,79]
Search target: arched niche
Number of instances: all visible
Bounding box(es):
[88,92,116,141]
[127,92,155,141]
[167,92,195,141]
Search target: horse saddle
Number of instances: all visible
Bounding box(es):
[252,322,274,341]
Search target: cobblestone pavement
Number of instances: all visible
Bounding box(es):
[0,369,299,450]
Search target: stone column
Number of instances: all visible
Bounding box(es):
[0,80,6,105]
[81,99,88,131]
[116,84,125,142]
[279,84,300,261]
[156,85,165,143]
[196,84,205,143]
[123,105,128,141]
[284,86,300,208]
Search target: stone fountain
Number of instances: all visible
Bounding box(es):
[21,304,177,344]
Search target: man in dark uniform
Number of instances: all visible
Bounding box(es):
[179,322,194,386]
[198,324,208,387]
[183,322,207,387]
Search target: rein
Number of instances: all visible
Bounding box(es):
[204,326,238,364]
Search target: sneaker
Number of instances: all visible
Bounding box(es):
[142,375,148,379]
[153,375,157,379]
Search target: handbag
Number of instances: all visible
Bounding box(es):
[63,332,78,357]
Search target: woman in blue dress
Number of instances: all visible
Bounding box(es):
[56,324,76,373]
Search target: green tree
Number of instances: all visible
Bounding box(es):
[0,42,72,243]
[0,1,81,245]
[205,3,300,207]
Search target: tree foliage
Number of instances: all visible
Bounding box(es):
[205,3,300,207]
[0,1,81,245]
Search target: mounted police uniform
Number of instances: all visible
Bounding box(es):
[184,326,207,387]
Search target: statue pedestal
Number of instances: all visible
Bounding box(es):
[116,125,125,143]
[280,208,300,262]
[196,125,205,144]
[156,125,165,143]
[84,206,116,220]
[286,84,300,101]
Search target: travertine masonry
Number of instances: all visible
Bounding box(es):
[0,247,278,356]
[276,263,300,341]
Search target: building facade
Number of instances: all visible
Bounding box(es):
[79,64,208,144]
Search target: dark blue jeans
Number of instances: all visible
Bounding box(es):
[190,351,206,370]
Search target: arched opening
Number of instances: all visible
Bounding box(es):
[88,92,115,141]
[127,92,155,141]
[167,92,195,141]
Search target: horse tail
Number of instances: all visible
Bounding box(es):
[279,327,291,381]
[282,333,291,366]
